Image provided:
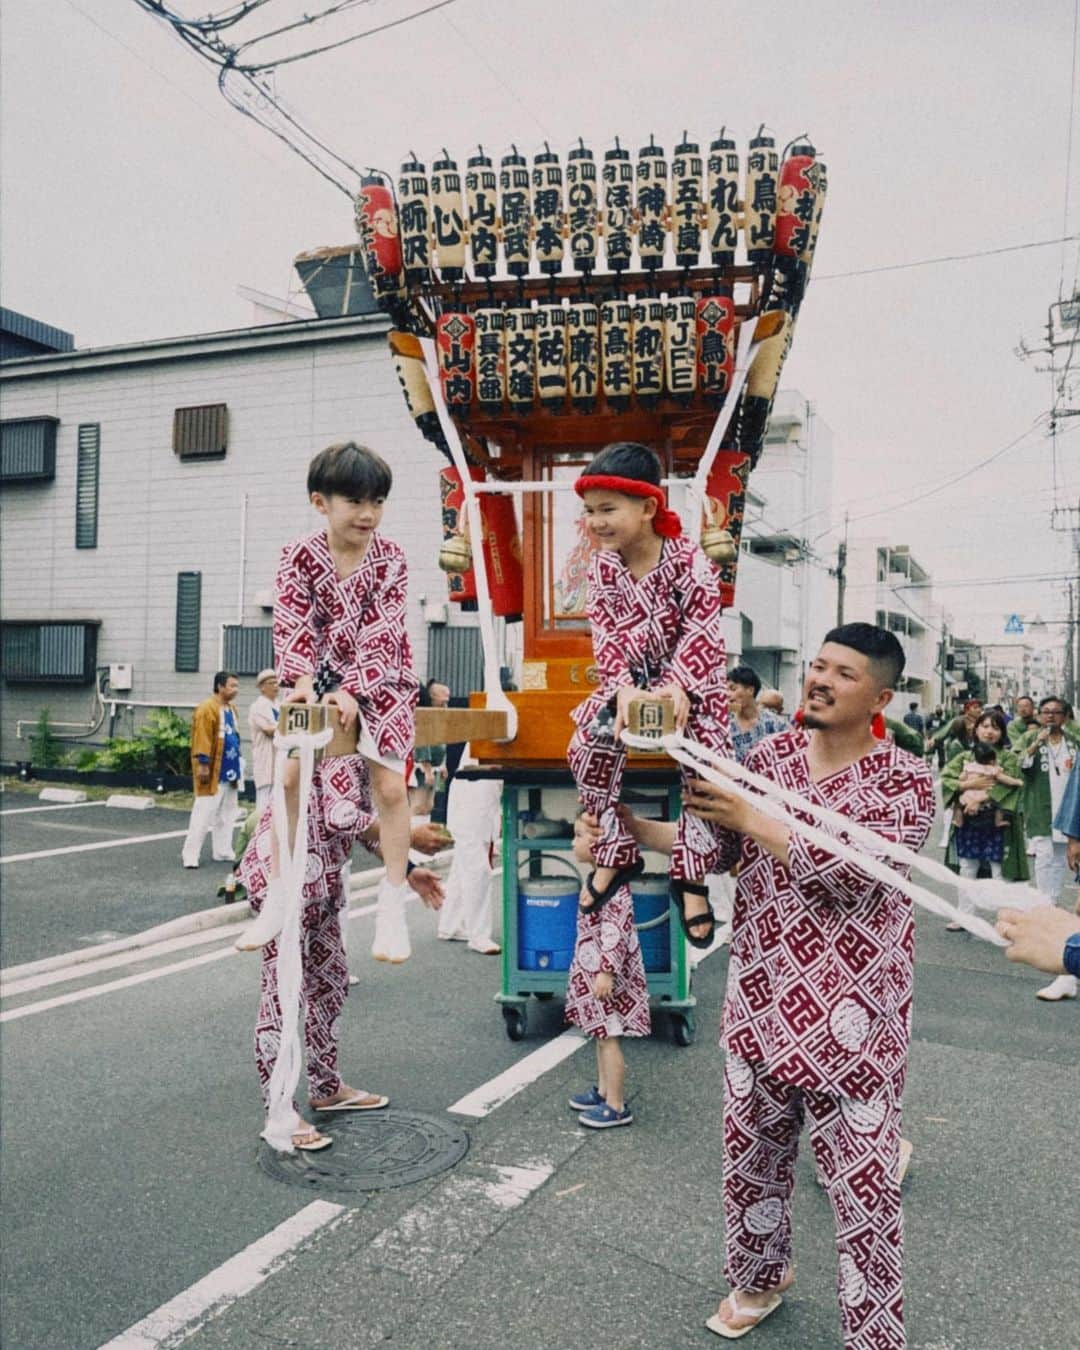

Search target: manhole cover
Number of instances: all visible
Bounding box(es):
[258,1109,469,1194]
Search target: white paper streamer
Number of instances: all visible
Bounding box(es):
[261,723,333,1153]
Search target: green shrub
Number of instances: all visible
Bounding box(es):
[94,737,154,772]
[29,709,65,768]
[140,709,191,775]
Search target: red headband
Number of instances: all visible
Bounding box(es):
[574,474,683,539]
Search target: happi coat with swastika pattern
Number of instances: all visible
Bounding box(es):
[273,529,419,761]
[722,730,935,1103]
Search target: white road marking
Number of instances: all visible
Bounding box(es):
[448,1030,587,1118]
[0,801,102,817]
[0,829,187,864]
[0,925,238,998]
[98,1200,346,1349]
[0,947,237,1023]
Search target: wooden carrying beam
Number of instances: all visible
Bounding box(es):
[414,706,510,747]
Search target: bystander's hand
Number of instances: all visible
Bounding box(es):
[411,821,452,855]
[407,867,444,910]
[1067,837,1080,873]
[323,688,358,733]
[196,764,211,786]
[683,776,752,832]
[592,971,613,1001]
[612,685,645,741]
[655,681,691,732]
[284,676,316,705]
[996,905,1076,975]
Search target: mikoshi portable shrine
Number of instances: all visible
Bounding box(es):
[345,127,826,1042]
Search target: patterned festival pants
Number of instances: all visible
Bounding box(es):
[567,723,732,879]
[723,1055,905,1350]
[253,898,349,1109]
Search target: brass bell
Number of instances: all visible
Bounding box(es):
[438,531,473,573]
[701,525,737,563]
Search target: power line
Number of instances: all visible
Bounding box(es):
[812,234,1079,282]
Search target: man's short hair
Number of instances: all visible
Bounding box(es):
[307,441,393,500]
[727,665,762,696]
[1039,695,1067,712]
[213,670,238,692]
[908,701,918,711]
[822,623,905,690]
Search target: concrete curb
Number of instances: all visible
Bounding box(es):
[0,849,455,984]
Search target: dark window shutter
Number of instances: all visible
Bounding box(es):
[173,404,228,460]
[426,625,484,695]
[1,621,97,684]
[222,625,273,676]
[175,572,202,672]
[75,424,100,548]
[0,417,58,482]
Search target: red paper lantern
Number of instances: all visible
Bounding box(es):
[354,174,404,300]
[702,450,751,608]
[439,466,524,619]
[695,290,735,404]
[435,312,476,409]
[774,141,817,260]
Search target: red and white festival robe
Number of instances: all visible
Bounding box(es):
[273,529,419,761]
[720,729,935,1350]
[564,885,651,1040]
[567,537,740,880]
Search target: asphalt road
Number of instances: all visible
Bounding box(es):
[1,796,1077,1350]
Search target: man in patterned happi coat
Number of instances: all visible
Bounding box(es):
[687,623,935,1347]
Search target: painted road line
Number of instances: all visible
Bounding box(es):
[0,801,102,817]
[0,947,238,1023]
[447,1030,587,1118]
[0,829,187,864]
[0,925,239,999]
[99,1200,346,1349]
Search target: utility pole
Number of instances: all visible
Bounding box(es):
[835,511,849,626]
[939,614,948,706]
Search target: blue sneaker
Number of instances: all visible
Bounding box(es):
[568,1085,605,1112]
[579,1102,633,1129]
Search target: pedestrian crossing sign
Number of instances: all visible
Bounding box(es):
[1004,614,1024,634]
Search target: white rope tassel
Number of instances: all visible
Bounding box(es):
[640,731,1042,946]
[261,725,333,1153]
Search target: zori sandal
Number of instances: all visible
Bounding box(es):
[291,1127,333,1153]
[670,878,715,949]
[705,1289,784,1339]
[581,858,645,914]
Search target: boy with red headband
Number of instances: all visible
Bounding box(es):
[565,444,739,1059]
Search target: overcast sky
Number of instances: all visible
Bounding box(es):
[3,0,1078,654]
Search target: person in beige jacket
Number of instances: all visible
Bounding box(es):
[248,669,280,814]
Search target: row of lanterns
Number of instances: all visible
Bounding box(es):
[354,131,826,297]
[429,292,741,414]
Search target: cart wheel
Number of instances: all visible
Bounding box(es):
[672,1014,694,1047]
[534,992,554,1002]
[502,1006,527,1041]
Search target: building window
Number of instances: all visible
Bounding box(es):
[427,625,483,695]
[173,403,228,460]
[222,624,273,676]
[75,424,100,548]
[175,572,202,672]
[0,416,58,483]
[1,621,99,684]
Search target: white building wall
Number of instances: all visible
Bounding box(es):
[843,538,938,714]
[0,319,457,762]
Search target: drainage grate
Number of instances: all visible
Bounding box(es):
[258,1109,469,1194]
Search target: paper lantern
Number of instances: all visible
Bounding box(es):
[695,290,735,405]
[532,143,565,275]
[500,146,531,278]
[739,311,793,466]
[398,153,431,287]
[504,306,537,411]
[535,304,568,409]
[636,135,668,270]
[474,307,506,410]
[466,147,498,278]
[388,330,446,452]
[603,138,634,272]
[354,174,404,303]
[440,466,477,604]
[804,159,828,272]
[566,140,598,274]
[702,451,751,608]
[774,141,817,260]
[601,299,633,409]
[706,130,739,268]
[567,299,600,409]
[631,298,665,405]
[664,295,696,403]
[430,151,466,281]
[744,127,778,264]
[439,466,524,619]
[671,134,704,269]
[435,311,476,408]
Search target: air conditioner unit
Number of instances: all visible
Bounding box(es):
[109,663,133,691]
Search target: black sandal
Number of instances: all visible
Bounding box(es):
[670,879,715,949]
[581,858,645,914]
